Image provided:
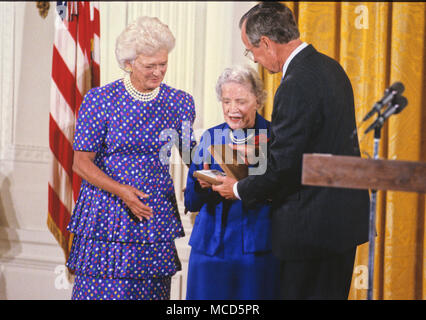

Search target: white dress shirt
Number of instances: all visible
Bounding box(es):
[232,42,309,200]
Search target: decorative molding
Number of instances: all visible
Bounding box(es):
[0,227,67,270]
[0,3,50,164]
[0,226,72,299]
[0,145,51,163]
[36,1,50,19]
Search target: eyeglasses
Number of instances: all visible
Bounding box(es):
[140,63,168,73]
[243,48,254,62]
[133,59,168,73]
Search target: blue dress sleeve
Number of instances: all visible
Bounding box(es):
[73,88,107,152]
[175,92,197,164]
[184,131,219,212]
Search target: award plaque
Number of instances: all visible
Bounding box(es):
[193,169,226,185]
[208,144,248,180]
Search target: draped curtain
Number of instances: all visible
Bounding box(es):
[259,2,426,300]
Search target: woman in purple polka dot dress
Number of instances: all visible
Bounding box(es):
[66,16,196,300]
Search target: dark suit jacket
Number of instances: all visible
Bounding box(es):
[237,44,370,261]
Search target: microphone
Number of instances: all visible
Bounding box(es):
[362,82,405,122]
[364,95,408,134]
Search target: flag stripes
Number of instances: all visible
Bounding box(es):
[51,47,82,113]
[48,1,100,260]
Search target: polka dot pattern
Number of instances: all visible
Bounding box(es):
[71,274,171,300]
[67,79,195,300]
[67,235,181,279]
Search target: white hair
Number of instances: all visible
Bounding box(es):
[215,65,267,108]
[115,16,176,72]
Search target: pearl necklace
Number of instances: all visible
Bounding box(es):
[229,130,255,145]
[123,75,160,102]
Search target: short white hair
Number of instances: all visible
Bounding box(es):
[216,65,267,108]
[115,16,176,72]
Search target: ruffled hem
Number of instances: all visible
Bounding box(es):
[68,180,184,243]
[66,234,181,280]
[71,274,171,300]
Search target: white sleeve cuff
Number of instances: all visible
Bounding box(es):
[233,181,241,200]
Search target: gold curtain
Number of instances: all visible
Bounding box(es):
[259,2,426,300]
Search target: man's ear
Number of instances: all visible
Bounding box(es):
[260,36,271,49]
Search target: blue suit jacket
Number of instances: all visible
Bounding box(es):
[184,113,272,256]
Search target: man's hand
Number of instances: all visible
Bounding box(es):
[212,175,238,200]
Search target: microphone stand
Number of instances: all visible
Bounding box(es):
[363,90,407,300]
[367,124,381,300]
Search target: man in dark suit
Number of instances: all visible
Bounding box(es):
[213,2,370,299]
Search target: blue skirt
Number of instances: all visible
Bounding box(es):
[186,248,280,300]
[186,204,280,300]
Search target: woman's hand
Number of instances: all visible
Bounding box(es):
[118,184,153,221]
[198,179,213,189]
[73,151,154,222]
[73,151,153,222]
[197,163,213,189]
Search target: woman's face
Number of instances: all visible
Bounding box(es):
[126,49,168,92]
[221,81,259,130]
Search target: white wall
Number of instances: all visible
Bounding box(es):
[0,1,256,300]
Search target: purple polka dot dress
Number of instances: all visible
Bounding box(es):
[66,79,196,300]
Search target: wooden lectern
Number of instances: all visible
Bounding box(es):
[302,154,426,193]
[301,153,426,299]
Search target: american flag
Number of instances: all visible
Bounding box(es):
[48,1,100,260]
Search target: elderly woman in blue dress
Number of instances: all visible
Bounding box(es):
[185,65,280,300]
[67,16,196,300]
